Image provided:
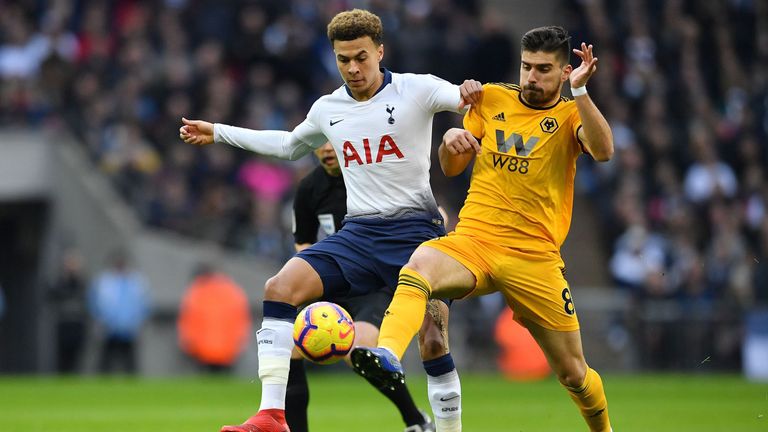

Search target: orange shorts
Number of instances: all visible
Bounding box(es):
[423,232,580,332]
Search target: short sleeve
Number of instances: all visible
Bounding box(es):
[405,74,462,114]
[462,83,496,139]
[463,105,485,139]
[568,106,587,156]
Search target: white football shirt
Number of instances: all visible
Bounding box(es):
[215,70,464,219]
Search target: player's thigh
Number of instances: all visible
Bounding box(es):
[265,257,324,305]
[407,243,477,299]
[517,316,587,386]
[497,252,580,333]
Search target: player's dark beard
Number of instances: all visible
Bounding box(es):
[523,84,558,106]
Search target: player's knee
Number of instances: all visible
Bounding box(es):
[404,248,432,275]
[264,274,293,303]
[556,362,588,388]
[402,261,425,277]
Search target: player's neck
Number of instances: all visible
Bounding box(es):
[351,71,385,102]
[520,93,561,108]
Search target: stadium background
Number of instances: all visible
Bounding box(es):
[0,0,767,420]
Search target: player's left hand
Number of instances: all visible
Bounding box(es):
[442,127,481,155]
[179,117,214,145]
[570,42,598,89]
[459,79,483,109]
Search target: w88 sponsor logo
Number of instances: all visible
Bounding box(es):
[492,154,529,174]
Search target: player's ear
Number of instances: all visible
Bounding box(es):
[561,64,573,83]
[377,44,384,62]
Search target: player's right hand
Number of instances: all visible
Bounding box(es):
[458,79,483,109]
[442,127,481,155]
[179,117,214,145]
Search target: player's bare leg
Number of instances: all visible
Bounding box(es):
[222,258,323,432]
[520,317,612,432]
[419,300,461,432]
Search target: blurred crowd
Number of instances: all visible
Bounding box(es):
[567,0,768,369]
[1,0,767,371]
[0,0,491,262]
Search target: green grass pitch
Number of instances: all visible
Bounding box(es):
[1,373,766,431]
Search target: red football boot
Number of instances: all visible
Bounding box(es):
[220,409,290,432]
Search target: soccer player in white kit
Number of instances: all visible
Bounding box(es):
[180,9,481,432]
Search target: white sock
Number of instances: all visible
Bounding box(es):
[427,369,462,432]
[257,319,295,411]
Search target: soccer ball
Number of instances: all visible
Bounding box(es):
[293,301,355,364]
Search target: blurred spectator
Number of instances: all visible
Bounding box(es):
[742,309,768,382]
[89,249,150,374]
[471,12,514,84]
[683,127,738,205]
[48,249,89,374]
[177,263,252,373]
[0,7,49,79]
[237,158,294,259]
[609,216,674,369]
[494,308,550,381]
[609,220,667,297]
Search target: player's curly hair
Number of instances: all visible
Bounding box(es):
[327,9,383,45]
[521,26,571,65]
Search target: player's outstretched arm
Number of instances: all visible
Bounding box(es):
[178,116,322,161]
[439,127,481,177]
[179,117,214,146]
[570,42,613,161]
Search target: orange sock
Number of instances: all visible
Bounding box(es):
[378,268,431,358]
[564,368,611,432]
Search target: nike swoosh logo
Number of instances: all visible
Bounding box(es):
[339,327,353,339]
[330,119,344,126]
[439,395,459,402]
